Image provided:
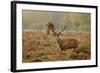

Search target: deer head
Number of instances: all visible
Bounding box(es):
[53,23,67,39]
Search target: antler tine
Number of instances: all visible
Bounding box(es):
[57,24,67,37]
[62,24,67,32]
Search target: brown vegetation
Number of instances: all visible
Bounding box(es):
[22,31,91,63]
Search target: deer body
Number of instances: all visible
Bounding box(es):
[57,38,78,51]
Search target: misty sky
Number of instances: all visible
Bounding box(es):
[22,10,90,32]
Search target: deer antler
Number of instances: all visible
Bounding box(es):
[57,24,67,37]
[45,22,67,37]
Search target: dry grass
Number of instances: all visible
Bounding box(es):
[22,31,91,63]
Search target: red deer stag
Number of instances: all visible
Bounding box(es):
[46,22,79,51]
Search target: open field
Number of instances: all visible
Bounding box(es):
[22,31,91,63]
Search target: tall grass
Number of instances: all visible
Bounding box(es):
[22,31,91,63]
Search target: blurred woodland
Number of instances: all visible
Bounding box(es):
[22,10,90,32]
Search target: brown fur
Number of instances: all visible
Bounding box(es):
[57,38,78,51]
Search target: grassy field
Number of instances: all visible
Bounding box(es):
[22,31,91,63]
